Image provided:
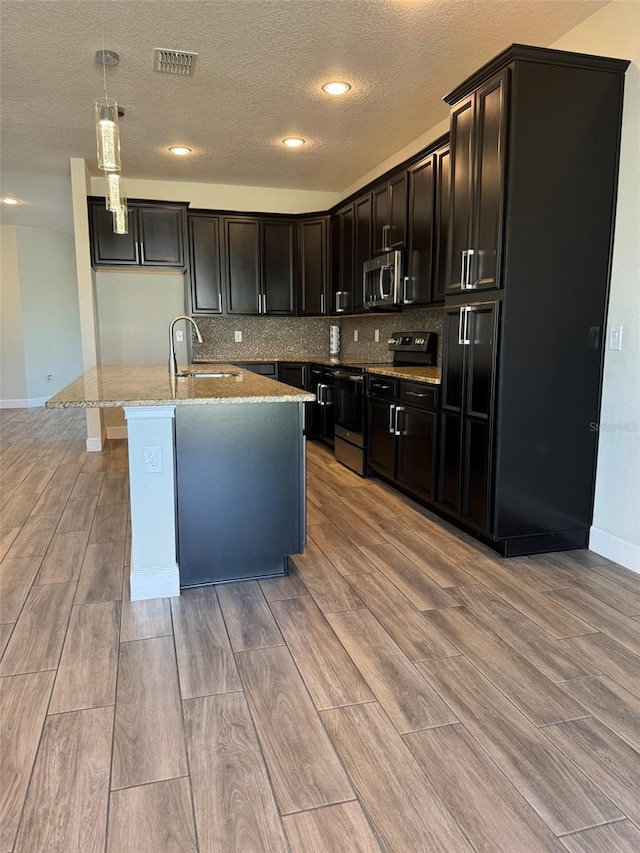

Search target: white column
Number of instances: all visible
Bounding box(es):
[124,406,179,600]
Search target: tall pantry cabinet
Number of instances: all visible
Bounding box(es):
[437,44,629,556]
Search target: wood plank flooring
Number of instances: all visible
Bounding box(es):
[1,407,640,851]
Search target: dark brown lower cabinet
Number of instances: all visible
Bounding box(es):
[396,405,437,501]
[367,377,438,502]
[437,302,499,535]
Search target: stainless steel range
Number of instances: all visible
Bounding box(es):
[334,331,438,476]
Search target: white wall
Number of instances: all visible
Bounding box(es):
[88,176,339,214]
[16,227,83,401]
[0,224,83,407]
[0,225,27,403]
[95,270,187,433]
[551,0,640,569]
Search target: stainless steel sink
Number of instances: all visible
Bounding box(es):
[177,370,239,379]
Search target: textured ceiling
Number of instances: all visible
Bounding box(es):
[1,0,608,198]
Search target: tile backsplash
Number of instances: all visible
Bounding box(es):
[338,307,444,364]
[193,316,331,361]
[192,306,444,365]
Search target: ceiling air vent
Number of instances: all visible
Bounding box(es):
[153,48,198,76]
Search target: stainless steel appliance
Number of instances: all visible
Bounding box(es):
[309,365,335,446]
[334,367,368,475]
[362,250,403,310]
[333,331,438,477]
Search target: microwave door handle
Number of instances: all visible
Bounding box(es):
[379,266,385,301]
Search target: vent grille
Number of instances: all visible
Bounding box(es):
[153,48,198,76]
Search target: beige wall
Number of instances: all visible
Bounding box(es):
[551,0,640,564]
[89,176,339,214]
[0,225,27,402]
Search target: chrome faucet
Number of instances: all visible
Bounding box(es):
[168,315,203,376]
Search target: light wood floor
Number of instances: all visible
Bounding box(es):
[2,407,640,852]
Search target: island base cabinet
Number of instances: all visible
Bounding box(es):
[175,403,305,587]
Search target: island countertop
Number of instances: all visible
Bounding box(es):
[45,365,315,408]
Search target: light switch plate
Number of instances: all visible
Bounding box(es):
[608,325,623,351]
[175,330,184,342]
[234,331,243,343]
[353,330,359,342]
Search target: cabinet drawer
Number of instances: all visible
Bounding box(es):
[399,382,438,410]
[368,375,398,401]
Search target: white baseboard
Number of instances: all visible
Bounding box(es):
[106,425,128,439]
[128,564,180,601]
[589,526,640,574]
[0,396,49,409]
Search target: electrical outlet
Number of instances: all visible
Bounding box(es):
[374,329,380,342]
[175,330,184,342]
[143,446,162,474]
[353,330,359,342]
[234,331,243,343]
[45,374,53,382]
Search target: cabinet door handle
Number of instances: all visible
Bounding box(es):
[388,404,396,434]
[218,291,223,312]
[139,242,145,264]
[317,384,325,405]
[382,224,391,251]
[320,293,325,314]
[459,306,471,345]
[262,293,267,314]
[464,249,475,289]
[460,250,467,289]
[403,276,409,303]
[394,406,404,436]
[406,391,430,397]
[458,306,471,345]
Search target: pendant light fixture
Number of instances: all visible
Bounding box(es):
[95,3,127,234]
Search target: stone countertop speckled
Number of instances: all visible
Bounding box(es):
[365,365,441,384]
[193,358,442,384]
[45,365,315,409]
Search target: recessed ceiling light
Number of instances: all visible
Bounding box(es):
[282,137,305,148]
[169,146,192,156]
[322,81,351,96]
[1,197,20,205]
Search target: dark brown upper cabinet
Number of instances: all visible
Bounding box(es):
[353,194,372,313]
[446,71,508,294]
[88,198,187,268]
[405,142,451,306]
[223,217,261,314]
[297,216,330,316]
[188,213,223,315]
[405,154,435,306]
[432,144,451,303]
[261,219,296,315]
[332,203,354,314]
[372,172,408,254]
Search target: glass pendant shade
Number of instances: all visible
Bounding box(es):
[95,98,121,171]
[112,202,128,235]
[105,172,125,211]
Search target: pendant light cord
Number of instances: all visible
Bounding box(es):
[100,0,108,101]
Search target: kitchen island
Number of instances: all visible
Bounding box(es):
[47,365,314,600]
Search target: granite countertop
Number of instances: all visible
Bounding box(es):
[365,365,442,384]
[46,365,315,409]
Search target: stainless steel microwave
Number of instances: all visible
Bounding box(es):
[362,251,403,309]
